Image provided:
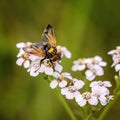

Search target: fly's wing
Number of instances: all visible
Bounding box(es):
[23,24,56,57]
[41,24,56,47]
[23,43,45,57]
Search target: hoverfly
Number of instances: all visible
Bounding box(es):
[23,24,61,65]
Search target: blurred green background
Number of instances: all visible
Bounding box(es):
[0,0,120,120]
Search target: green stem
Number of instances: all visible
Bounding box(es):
[98,91,120,120]
[55,88,78,120]
[46,75,77,120]
[77,106,87,120]
[82,107,87,120]
[85,111,93,120]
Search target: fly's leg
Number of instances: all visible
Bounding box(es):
[40,57,46,66]
[50,59,55,71]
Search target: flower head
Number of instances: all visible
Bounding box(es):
[85,65,104,81]
[50,72,72,89]
[72,58,86,71]
[57,46,71,58]
[90,80,113,106]
[90,81,112,88]
[108,46,120,75]
[75,92,98,107]
[90,56,107,67]
[16,42,66,76]
[16,42,41,69]
[61,78,85,99]
[72,56,107,81]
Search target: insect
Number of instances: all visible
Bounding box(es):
[23,24,61,64]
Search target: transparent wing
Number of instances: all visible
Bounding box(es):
[41,24,56,47]
[23,43,45,57]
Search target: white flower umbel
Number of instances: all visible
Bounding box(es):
[72,56,107,80]
[72,58,86,71]
[90,81,113,106]
[115,64,120,75]
[90,81,112,88]
[108,46,120,75]
[27,58,63,77]
[16,50,30,68]
[16,42,33,59]
[61,79,85,99]
[90,56,107,67]
[75,92,98,107]
[85,56,107,80]
[75,80,113,107]
[16,42,40,68]
[85,64,104,81]
[108,46,120,56]
[57,46,71,58]
[50,72,72,89]
[16,52,42,69]
[16,42,65,77]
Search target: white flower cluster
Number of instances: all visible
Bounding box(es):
[51,55,113,107]
[50,55,113,106]
[108,46,120,75]
[75,81,113,107]
[50,72,85,99]
[72,56,107,81]
[50,71,113,106]
[16,42,71,76]
[16,42,113,107]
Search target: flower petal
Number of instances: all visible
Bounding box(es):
[16,58,24,66]
[59,80,67,88]
[45,67,53,75]
[88,96,98,106]
[23,60,30,68]
[55,63,63,73]
[50,80,58,89]
[16,42,25,48]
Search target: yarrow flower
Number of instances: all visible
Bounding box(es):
[16,42,71,77]
[27,60,62,77]
[16,42,113,107]
[75,92,98,107]
[50,72,85,99]
[50,72,72,89]
[57,46,71,59]
[72,58,87,71]
[90,80,112,88]
[72,56,107,81]
[16,42,34,67]
[108,46,120,75]
[61,78,85,99]
[75,80,113,107]
[90,81,113,106]
[85,64,104,81]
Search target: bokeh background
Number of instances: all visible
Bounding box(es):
[0,0,120,120]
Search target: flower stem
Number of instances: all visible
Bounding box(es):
[55,88,78,120]
[46,75,77,120]
[85,111,93,120]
